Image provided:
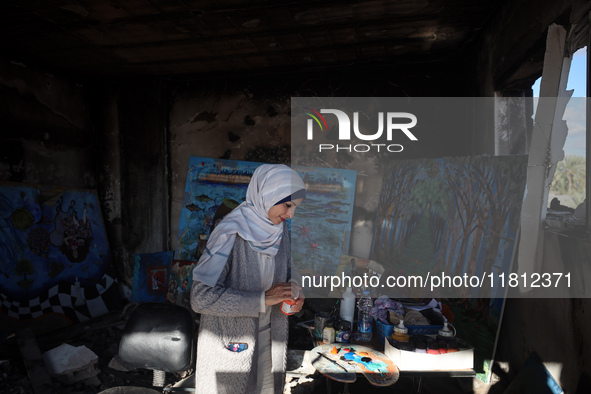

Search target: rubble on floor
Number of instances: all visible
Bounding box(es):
[0,303,321,394]
[0,306,188,393]
[0,300,497,394]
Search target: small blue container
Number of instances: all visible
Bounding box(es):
[376,320,396,346]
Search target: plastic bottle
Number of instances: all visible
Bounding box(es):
[436,322,456,340]
[435,321,456,353]
[339,286,355,325]
[391,320,409,342]
[281,299,297,315]
[281,287,300,315]
[357,289,373,341]
[323,320,336,344]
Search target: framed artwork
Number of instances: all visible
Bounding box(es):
[131,251,173,303]
[0,182,119,333]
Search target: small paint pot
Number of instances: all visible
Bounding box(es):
[335,320,351,343]
[314,312,330,339]
[281,299,297,315]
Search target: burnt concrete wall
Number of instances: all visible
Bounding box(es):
[0,58,169,287]
[94,81,169,284]
[470,0,576,155]
[168,66,474,256]
[0,58,95,187]
[491,233,591,393]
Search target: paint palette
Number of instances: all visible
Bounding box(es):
[310,344,399,387]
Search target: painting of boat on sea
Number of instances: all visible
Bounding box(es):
[176,157,357,292]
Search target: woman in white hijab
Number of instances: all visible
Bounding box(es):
[191,164,306,394]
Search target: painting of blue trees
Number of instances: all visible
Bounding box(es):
[371,155,527,298]
[370,155,527,383]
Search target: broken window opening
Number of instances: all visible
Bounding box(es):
[532,46,587,213]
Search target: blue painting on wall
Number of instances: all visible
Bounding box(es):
[175,157,264,260]
[131,251,172,303]
[175,158,357,285]
[0,182,119,329]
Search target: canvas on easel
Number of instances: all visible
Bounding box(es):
[370,155,527,383]
[166,259,198,308]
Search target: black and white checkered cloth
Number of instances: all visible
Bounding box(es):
[0,274,119,323]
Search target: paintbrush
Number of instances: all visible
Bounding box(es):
[329,299,340,317]
[320,352,349,373]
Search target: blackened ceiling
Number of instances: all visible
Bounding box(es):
[0,0,507,80]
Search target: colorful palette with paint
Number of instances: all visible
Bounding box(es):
[310,343,399,387]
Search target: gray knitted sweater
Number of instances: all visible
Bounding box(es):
[190,223,292,394]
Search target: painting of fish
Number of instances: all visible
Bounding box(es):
[327,208,348,214]
[194,194,213,203]
[325,218,348,224]
[176,158,263,260]
[328,201,349,206]
[176,158,357,299]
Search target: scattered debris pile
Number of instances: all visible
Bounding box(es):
[0,302,321,394]
[0,305,190,393]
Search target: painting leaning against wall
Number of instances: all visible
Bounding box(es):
[175,157,265,261]
[175,157,357,298]
[370,155,528,383]
[0,182,120,336]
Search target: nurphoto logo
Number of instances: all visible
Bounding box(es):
[304,107,418,153]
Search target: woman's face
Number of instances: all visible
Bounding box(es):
[267,198,304,225]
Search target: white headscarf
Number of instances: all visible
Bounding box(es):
[192,164,306,287]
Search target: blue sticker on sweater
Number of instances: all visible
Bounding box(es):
[226,343,248,352]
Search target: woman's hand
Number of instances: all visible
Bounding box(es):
[265,282,304,306]
[291,288,306,313]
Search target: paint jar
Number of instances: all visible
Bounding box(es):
[391,320,409,342]
[335,320,351,343]
[281,299,297,315]
[323,320,336,344]
[436,322,456,340]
